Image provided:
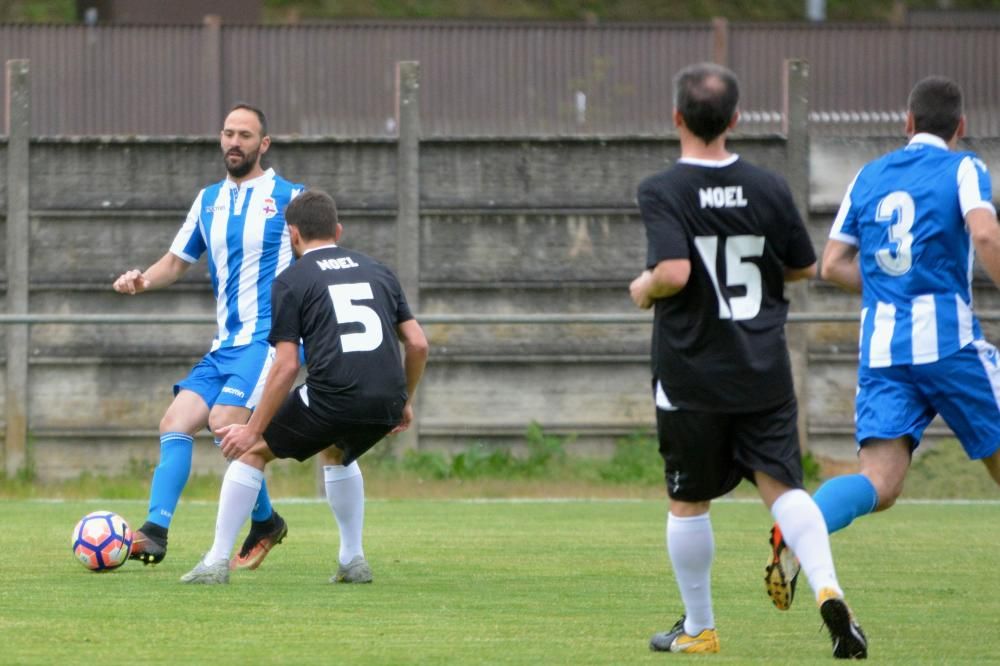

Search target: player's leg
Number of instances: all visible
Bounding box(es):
[747,402,867,658]
[321,436,377,584]
[649,408,728,654]
[813,363,929,533]
[181,443,276,584]
[922,340,1000,487]
[211,343,288,570]
[130,388,209,565]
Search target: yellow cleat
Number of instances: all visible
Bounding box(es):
[649,616,720,653]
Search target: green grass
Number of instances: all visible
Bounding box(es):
[2,498,998,664]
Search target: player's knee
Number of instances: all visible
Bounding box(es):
[870,476,903,510]
[983,451,1000,485]
[320,445,345,465]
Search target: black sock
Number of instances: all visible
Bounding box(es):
[138,522,168,545]
[250,512,277,533]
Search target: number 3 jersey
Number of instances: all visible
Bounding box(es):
[268,244,414,424]
[828,133,996,368]
[638,156,816,412]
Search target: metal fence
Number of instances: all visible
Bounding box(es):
[1,21,999,137]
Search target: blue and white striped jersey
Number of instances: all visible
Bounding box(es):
[170,167,304,351]
[829,133,996,367]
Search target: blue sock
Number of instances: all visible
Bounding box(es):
[146,432,194,529]
[812,473,879,534]
[251,478,274,522]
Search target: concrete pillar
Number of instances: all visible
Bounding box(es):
[394,61,421,453]
[5,60,30,477]
[782,58,812,454]
[712,17,729,67]
[202,15,223,134]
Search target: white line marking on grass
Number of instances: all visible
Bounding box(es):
[20,497,1000,505]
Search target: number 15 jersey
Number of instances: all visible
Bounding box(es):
[828,133,996,368]
[639,155,816,412]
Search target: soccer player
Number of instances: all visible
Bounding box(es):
[113,104,301,568]
[766,77,1000,613]
[630,63,866,659]
[179,190,429,585]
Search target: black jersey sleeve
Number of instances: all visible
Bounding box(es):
[771,177,817,270]
[268,277,304,344]
[638,176,690,269]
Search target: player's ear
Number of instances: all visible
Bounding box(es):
[288,224,302,246]
[904,111,915,137]
[728,109,739,131]
[955,115,967,141]
[259,134,271,155]
[334,222,343,243]
[672,108,683,129]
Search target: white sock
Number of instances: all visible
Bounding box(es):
[771,489,842,600]
[667,512,715,635]
[205,461,263,566]
[324,462,365,566]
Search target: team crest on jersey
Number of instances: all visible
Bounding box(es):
[261,197,278,219]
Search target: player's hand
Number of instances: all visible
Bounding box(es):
[390,403,415,434]
[112,269,151,295]
[217,423,259,460]
[629,271,654,309]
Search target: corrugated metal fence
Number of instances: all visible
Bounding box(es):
[1,21,998,137]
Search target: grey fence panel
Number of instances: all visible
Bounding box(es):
[9,22,998,137]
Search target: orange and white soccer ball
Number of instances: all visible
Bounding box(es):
[71,511,133,571]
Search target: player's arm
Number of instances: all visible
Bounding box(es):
[218,340,300,459]
[785,262,817,282]
[112,251,191,295]
[968,208,1000,288]
[629,259,691,310]
[391,318,430,434]
[820,239,862,294]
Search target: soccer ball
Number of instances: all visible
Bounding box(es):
[71,511,133,572]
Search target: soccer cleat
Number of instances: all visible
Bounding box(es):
[764,524,800,610]
[818,588,868,659]
[180,558,230,585]
[330,555,373,584]
[649,616,720,653]
[230,511,288,571]
[128,529,167,566]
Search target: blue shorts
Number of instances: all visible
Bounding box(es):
[175,341,275,410]
[855,340,1000,460]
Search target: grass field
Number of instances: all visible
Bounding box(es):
[2,498,998,665]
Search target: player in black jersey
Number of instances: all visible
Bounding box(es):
[180,190,429,585]
[630,63,866,659]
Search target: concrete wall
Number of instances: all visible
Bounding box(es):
[2,135,1000,479]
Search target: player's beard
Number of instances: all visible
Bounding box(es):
[224,145,260,178]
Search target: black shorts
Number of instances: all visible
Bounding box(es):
[655,397,804,502]
[263,386,396,466]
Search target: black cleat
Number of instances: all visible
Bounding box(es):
[819,589,868,659]
[129,528,167,566]
[230,511,288,571]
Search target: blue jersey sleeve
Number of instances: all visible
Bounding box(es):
[956,154,996,217]
[828,169,862,245]
[169,191,207,263]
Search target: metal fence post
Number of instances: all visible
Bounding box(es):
[5,60,30,477]
[394,60,422,454]
[782,58,812,454]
